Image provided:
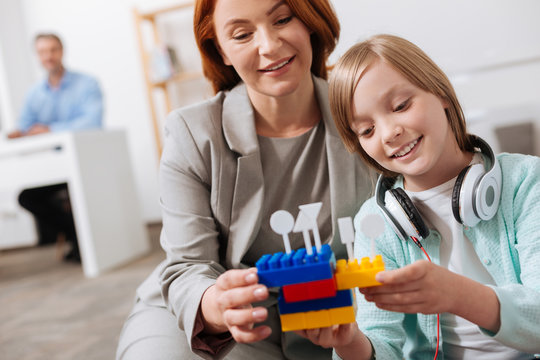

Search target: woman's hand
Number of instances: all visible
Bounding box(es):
[295,323,374,360]
[200,268,271,343]
[295,323,358,349]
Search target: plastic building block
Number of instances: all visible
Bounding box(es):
[279,306,355,331]
[335,255,385,290]
[282,277,337,302]
[256,244,335,287]
[278,289,353,314]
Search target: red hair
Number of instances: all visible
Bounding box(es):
[193,0,340,93]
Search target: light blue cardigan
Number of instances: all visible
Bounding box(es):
[337,153,540,359]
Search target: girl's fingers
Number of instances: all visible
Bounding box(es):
[375,260,430,285]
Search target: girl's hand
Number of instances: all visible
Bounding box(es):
[359,260,458,314]
[359,259,501,332]
[201,268,271,343]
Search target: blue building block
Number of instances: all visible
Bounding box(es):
[278,289,353,314]
[256,244,335,287]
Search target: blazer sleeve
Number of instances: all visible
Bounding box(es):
[158,109,233,358]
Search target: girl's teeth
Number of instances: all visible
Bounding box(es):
[394,139,418,157]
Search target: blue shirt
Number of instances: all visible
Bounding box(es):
[18,70,103,132]
[336,153,540,359]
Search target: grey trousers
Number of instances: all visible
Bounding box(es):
[116,299,332,360]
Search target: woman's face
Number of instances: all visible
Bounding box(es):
[351,60,462,191]
[213,0,313,98]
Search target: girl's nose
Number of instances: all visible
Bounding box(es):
[381,121,403,144]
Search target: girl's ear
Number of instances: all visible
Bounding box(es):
[441,97,450,109]
[215,42,232,66]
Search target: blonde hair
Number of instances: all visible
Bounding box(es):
[329,34,474,177]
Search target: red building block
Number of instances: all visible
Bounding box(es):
[282,277,337,303]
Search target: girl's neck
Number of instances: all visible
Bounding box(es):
[249,76,321,138]
[404,147,474,192]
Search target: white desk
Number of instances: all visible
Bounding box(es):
[0,130,150,277]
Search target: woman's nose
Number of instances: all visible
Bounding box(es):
[257,28,282,55]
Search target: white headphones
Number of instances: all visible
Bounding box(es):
[376,135,502,242]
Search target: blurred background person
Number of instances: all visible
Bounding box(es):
[8,33,104,261]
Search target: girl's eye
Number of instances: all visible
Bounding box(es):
[360,126,374,137]
[394,99,410,112]
[275,15,293,25]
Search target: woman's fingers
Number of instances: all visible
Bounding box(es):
[294,323,357,348]
[222,306,268,328]
[216,268,259,290]
[201,268,272,343]
[217,283,268,309]
[230,324,272,343]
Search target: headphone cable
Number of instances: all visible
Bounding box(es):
[411,236,440,360]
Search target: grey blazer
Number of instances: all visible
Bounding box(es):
[136,76,373,356]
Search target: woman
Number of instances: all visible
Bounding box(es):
[116,0,372,359]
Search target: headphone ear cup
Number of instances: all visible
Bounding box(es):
[452,164,485,227]
[386,188,430,239]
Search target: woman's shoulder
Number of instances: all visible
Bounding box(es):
[166,91,226,130]
[165,82,250,138]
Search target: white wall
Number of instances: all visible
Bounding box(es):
[1,0,539,222]
[0,0,35,131]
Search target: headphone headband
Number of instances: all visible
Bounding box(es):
[376,135,502,240]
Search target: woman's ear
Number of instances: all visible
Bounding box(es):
[215,42,232,66]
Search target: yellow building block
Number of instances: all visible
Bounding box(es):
[335,255,385,290]
[279,306,355,331]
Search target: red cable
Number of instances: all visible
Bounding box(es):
[411,237,439,360]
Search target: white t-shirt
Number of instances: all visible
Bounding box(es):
[406,154,529,359]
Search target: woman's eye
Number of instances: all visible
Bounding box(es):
[232,32,251,41]
[394,99,409,112]
[275,15,293,25]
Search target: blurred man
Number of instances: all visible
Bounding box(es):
[8,33,104,261]
[8,33,103,138]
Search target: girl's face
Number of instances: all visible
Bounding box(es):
[351,59,465,191]
[213,0,313,99]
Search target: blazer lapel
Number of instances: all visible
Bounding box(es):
[222,84,265,268]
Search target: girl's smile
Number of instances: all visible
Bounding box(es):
[351,59,471,191]
[391,136,422,158]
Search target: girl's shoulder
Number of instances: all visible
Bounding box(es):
[497,152,540,180]
[357,195,379,213]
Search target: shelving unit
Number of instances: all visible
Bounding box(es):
[133,2,205,155]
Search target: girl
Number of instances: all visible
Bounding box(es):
[297,34,540,359]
